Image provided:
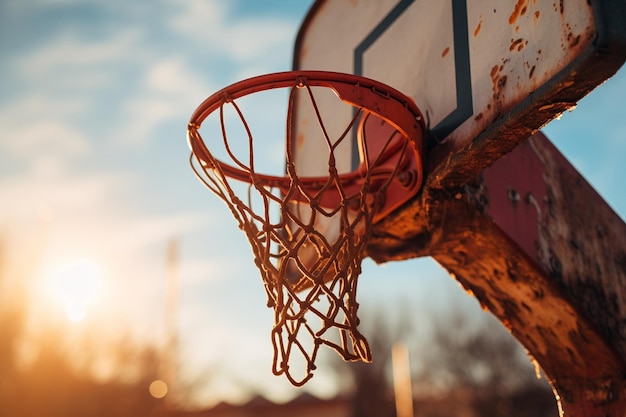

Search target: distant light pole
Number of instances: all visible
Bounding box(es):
[161,238,180,404]
[392,342,414,417]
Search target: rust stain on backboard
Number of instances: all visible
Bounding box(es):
[489,63,509,114]
[552,1,564,14]
[509,0,529,25]
[490,64,500,79]
[510,38,527,51]
[474,20,482,37]
[296,132,306,148]
[563,23,582,49]
[490,64,508,91]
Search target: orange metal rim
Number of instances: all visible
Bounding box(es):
[187,70,426,192]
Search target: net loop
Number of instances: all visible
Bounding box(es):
[187,71,425,386]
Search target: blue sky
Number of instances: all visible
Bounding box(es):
[1,0,624,407]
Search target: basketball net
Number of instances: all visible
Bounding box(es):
[187,71,424,386]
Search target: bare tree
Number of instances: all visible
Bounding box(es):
[327,301,557,417]
[417,309,557,416]
[326,306,415,417]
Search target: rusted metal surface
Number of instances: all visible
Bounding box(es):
[369,132,626,415]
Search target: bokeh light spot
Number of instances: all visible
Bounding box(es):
[149,380,168,399]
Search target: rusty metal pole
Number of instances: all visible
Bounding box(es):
[370,132,626,416]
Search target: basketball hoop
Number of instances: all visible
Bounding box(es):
[187,70,425,386]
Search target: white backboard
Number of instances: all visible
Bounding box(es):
[293,0,599,174]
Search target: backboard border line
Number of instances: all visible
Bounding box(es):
[351,0,475,166]
[428,0,473,144]
[352,0,416,170]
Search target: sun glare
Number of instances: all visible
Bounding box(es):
[50,259,104,322]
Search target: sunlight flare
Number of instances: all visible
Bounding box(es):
[50,259,104,322]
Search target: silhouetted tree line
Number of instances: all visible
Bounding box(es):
[330,303,558,417]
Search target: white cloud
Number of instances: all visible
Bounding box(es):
[0,94,92,126]
[2,121,89,162]
[221,19,297,62]
[3,28,152,158]
[15,28,144,77]
[119,56,214,144]
[0,167,124,226]
[167,0,297,64]
[0,158,205,267]
[145,58,204,96]
[0,95,93,171]
[167,0,231,41]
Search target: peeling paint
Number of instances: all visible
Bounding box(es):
[489,63,509,111]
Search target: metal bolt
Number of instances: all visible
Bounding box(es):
[397,170,415,187]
